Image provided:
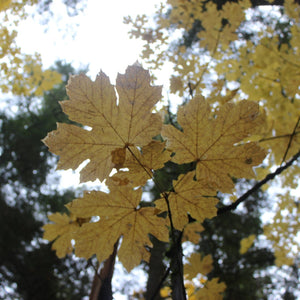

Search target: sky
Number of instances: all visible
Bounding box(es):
[17,0,162,79]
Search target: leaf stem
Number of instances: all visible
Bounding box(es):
[126,144,185,299]
[126,145,176,234]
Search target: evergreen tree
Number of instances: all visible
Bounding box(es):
[0,61,92,299]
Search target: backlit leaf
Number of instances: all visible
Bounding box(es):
[110,141,171,187]
[155,172,218,230]
[43,213,79,258]
[162,97,266,192]
[43,65,162,183]
[66,186,169,271]
[240,234,256,254]
[184,253,213,280]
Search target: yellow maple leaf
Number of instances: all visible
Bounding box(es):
[43,65,162,183]
[240,234,256,254]
[263,192,299,267]
[162,97,266,192]
[195,278,226,300]
[66,186,169,272]
[182,222,204,244]
[0,0,11,11]
[155,172,218,230]
[109,141,171,187]
[184,253,213,280]
[43,213,80,258]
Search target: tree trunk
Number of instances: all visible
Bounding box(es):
[89,239,119,300]
[170,230,186,300]
[145,237,168,300]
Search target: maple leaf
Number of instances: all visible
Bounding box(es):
[182,221,204,244]
[109,141,171,187]
[195,278,226,300]
[42,65,162,183]
[184,253,213,280]
[43,213,80,258]
[66,186,169,271]
[155,172,218,230]
[162,97,266,192]
[240,234,256,254]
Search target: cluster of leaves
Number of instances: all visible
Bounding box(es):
[42,64,270,298]
[0,0,85,96]
[0,0,62,95]
[37,0,300,298]
[125,0,300,272]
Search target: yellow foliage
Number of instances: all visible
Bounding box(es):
[0,0,12,11]
[155,172,218,230]
[162,98,266,192]
[263,192,299,267]
[43,213,80,258]
[184,253,213,280]
[0,0,61,95]
[42,66,171,272]
[161,277,226,300]
[128,0,300,170]
[126,1,300,274]
[43,65,162,183]
[240,234,256,254]
[64,187,169,272]
[42,65,271,278]
[42,57,298,296]
[182,222,204,244]
[160,286,171,298]
[109,141,171,187]
[194,278,226,300]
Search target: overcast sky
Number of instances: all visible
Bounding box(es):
[17,0,162,79]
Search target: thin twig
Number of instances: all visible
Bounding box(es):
[259,131,300,143]
[126,145,176,235]
[217,149,300,215]
[281,116,300,165]
[126,146,181,298]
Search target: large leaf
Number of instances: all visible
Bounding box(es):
[162,98,266,192]
[43,65,162,182]
[65,186,169,272]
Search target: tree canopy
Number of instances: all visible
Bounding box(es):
[0,61,93,299]
[0,0,85,96]
[125,0,300,269]
[1,0,299,299]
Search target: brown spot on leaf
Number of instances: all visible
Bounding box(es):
[111,147,126,169]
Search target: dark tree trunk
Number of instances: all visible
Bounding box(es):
[89,239,119,300]
[145,237,168,300]
[170,230,186,300]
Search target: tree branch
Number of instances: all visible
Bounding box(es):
[217,149,300,215]
[89,239,119,300]
[281,116,300,165]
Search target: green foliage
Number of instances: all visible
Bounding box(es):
[0,61,91,299]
